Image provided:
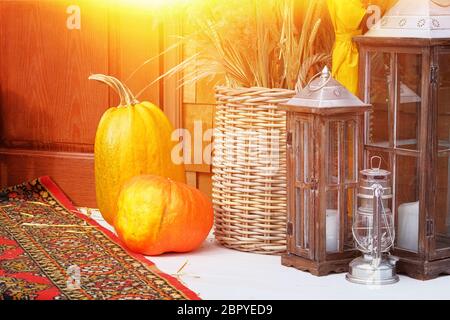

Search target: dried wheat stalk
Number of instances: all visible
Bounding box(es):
[134,0,334,94]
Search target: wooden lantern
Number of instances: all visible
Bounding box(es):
[354,0,450,280]
[280,67,371,276]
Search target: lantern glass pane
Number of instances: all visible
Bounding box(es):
[303,189,310,249]
[396,155,420,252]
[345,187,357,251]
[396,54,422,151]
[368,52,392,147]
[328,122,339,186]
[353,210,372,253]
[326,190,339,253]
[293,118,313,252]
[435,51,450,251]
[296,188,301,248]
[295,188,311,250]
[295,120,310,183]
[438,52,450,151]
[345,120,357,183]
[355,195,394,254]
[436,153,450,250]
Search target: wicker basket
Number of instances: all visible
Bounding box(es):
[212,86,295,255]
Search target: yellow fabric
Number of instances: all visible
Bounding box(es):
[327,0,367,95]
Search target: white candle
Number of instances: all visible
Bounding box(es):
[326,209,339,252]
[398,201,419,252]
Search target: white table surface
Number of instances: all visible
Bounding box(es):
[90,211,450,300]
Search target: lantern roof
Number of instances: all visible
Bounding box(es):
[365,0,450,39]
[282,67,370,113]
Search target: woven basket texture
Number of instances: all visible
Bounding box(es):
[212,86,295,255]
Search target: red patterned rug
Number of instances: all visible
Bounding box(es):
[0,177,199,300]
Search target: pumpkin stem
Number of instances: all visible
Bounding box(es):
[88,74,139,106]
[109,76,140,105]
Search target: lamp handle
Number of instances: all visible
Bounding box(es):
[370,156,382,171]
[305,71,332,93]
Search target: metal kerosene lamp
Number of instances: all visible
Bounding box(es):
[346,157,399,285]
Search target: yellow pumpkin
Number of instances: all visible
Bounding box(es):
[89,74,185,225]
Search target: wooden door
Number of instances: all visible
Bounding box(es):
[287,114,315,259]
[0,1,165,207]
[0,0,108,207]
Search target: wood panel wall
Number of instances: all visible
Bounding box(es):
[0,0,198,207]
[180,18,222,199]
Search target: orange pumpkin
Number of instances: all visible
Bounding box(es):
[114,175,214,256]
[89,74,185,225]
